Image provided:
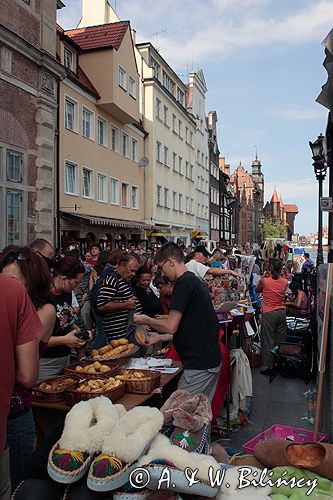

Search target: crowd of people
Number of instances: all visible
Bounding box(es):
[0,237,316,498]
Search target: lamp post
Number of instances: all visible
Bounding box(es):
[309,133,327,266]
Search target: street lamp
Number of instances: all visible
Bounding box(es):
[309,133,327,266]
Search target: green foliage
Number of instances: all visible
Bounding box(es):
[263,218,287,239]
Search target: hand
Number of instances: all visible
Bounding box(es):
[134,313,147,325]
[146,331,162,345]
[82,293,88,303]
[127,298,137,310]
[232,271,243,279]
[63,329,86,348]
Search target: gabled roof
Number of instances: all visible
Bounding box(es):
[284,204,299,213]
[67,66,100,99]
[65,21,129,52]
[271,189,279,203]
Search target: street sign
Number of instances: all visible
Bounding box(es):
[320,197,333,211]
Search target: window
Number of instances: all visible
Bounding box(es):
[163,105,168,124]
[162,71,175,94]
[189,131,193,145]
[164,188,169,208]
[178,119,182,137]
[121,182,129,208]
[110,178,119,205]
[131,138,138,162]
[156,141,161,162]
[186,196,189,213]
[129,76,136,98]
[185,161,189,178]
[190,198,194,213]
[173,191,177,210]
[178,194,183,212]
[6,190,22,245]
[82,107,94,140]
[64,97,77,132]
[122,133,129,157]
[22,0,30,4]
[6,149,23,182]
[131,185,139,209]
[97,174,107,202]
[65,160,78,195]
[156,98,161,119]
[177,87,184,105]
[172,152,177,171]
[82,168,93,198]
[150,57,160,79]
[110,125,119,152]
[185,127,188,143]
[178,156,182,175]
[157,185,162,206]
[64,47,73,70]
[172,114,176,132]
[118,66,126,90]
[164,146,168,166]
[190,164,194,180]
[97,117,107,146]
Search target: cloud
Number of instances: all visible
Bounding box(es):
[276,106,327,121]
[265,178,317,202]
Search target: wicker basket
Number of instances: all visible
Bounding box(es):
[64,380,125,406]
[116,369,161,395]
[91,345,139,363]
[32,375,78,403]
[64,361,118,379]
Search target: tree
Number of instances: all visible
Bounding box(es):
[263,218,286,239]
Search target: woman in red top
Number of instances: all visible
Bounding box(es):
[256,259,288,375]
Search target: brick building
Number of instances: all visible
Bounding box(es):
[0,0,65,248]
[230,162,255,244]
[263,189,299,240]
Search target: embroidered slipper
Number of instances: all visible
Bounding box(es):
[48,397,124,483]
[138,433,220,498]
[87,406,164,492]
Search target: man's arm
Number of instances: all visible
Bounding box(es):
[256,278,264,293]
[134,309,182,335]
[207,267,242,278]
[15,338,39,388]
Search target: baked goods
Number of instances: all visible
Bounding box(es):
[38,378,76,393]
[74,377,122,393]
[91,338,137,360]
[115,370,151,382]
[74,361,110,374]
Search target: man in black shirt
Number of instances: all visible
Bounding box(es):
[134,242,221,402]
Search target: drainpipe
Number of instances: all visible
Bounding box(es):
[55,80,61,249]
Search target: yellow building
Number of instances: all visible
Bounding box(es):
[57,16,149,251]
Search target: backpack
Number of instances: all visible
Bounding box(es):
[90,266,120,316]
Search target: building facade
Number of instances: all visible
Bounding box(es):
[230,163,256,244]
[0,0,65,248]
[263,189,299,240]
[219,157,235,244]
[251,155,264,243]
[187,70,210,239]
[207,111,220,241]
[57,10,149,251]
[135,42,196,246]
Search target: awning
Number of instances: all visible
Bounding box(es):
[148,227,172,237]
[60,212,152,230]
[191,230,208,239]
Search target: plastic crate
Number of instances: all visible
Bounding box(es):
[243,425,327,454]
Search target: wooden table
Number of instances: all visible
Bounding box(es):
[32,365,182,442]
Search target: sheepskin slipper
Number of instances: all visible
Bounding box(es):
[87,406,164,492]
[254,439,333,481]
[171,423,210,454]
[48,397,122,484]
[160,390,191,425]
[138,433,220,498]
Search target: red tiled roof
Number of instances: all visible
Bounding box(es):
[271,189,279,203]
[65,21,129,52]
[67,66,100,98]
[57,24,64,34]
[284,204,299,213]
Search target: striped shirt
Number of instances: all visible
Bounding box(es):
[97,269,141,340]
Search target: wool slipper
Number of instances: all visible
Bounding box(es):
[254,439,333,480]
[87,406,164,492]
[48,397,124,483]
[138,433,220,498]
[160,390,191,425]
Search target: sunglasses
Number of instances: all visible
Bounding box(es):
[157,258,169,273]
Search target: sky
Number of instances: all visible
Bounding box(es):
[57,0,333,236]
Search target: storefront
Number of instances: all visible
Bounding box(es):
[191,230,209,244]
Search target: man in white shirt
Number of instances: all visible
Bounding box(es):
[186,246,241,280]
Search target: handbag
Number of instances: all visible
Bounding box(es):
[278,343,302,357]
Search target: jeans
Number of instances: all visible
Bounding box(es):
[7,408,36,491]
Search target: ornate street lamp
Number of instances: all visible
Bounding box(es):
[309,133,327,266]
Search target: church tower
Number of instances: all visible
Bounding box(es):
[251,153,264,242]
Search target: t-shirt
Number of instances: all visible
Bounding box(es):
[185,260,208,279]
[262,275,288,314]
[41,291,76,358]
[97,269,141,340]
[134,286,162,318]
[169,271,221,370]
[0,275,42,452]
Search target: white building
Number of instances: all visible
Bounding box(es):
[187,70,210,237]
[135,43,197,246]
